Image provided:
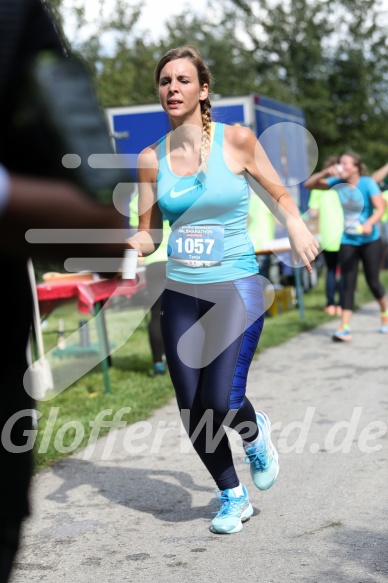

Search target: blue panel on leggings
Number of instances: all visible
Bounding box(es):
[229,277,265,408]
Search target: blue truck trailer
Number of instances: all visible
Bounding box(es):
[105,93,311,212]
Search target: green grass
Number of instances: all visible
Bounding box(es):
[33,303,174,471]
[33,269,388,472]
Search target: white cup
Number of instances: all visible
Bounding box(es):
[122,249,138,279]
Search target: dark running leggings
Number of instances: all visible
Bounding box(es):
[339,239,385,310]
[160,275,265,491]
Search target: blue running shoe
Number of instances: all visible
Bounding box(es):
[153,362,166,375]
[380,311,388,334]
[244,411,279,491]
[210,485,253,534]
[332,326,352,342]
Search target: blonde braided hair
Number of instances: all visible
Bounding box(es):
[199,97,212,173]
[154,46,212,174]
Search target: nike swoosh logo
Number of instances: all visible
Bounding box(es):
[170,184,199,198]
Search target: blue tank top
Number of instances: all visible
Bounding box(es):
[156,122,258,284]
[327,176,381,246]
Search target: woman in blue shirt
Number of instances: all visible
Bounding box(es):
[305,152,388,341]
[128,46,319,534]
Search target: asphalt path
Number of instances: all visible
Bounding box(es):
[11,302,388,583]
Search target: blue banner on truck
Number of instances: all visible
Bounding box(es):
[253,95,310,211]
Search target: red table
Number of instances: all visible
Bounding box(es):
[37,271,146,315]
[36,270,147,393]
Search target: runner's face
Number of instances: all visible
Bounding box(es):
[340,155,359,180]
[158,58,208,122]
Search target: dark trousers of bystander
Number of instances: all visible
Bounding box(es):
[145,261,167,365]
[323,249,342,307]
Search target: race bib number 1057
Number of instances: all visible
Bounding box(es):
[168,224,224,267]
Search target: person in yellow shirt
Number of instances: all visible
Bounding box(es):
[381,190,388,269]
[247,192,276,280]
[371,163,388,270]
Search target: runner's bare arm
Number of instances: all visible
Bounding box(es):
[304,164,343,190]
[127,146,163,256]
[225,125,319,272]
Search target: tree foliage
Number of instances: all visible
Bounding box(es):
[45,0,388,170]
[157,12,259,98]
[225,0,388,168]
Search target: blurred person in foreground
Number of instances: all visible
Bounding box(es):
[305,152,387,341]
[0,1,127,581]
[307,155,344,316]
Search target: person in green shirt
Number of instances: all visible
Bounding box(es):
[308,156,344,316]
